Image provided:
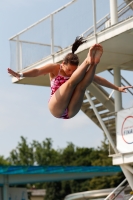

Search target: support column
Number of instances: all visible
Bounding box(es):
[114,67,122,112]
[121,166,133,190]
[110,0,118,25]
[3,175,9,200]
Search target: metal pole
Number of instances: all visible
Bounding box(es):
[129,195,133,200]
[50,14,54,55]
[113,67,122,112]
[16,36,20,71]
[85,91,118,153]
[19,41,22,70]
[3,175,9,200]
[109,0,118,25]
[92,0,97,43]
[104,178,127,200]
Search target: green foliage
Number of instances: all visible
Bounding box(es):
[8,136,124,200]
[0,156,10,165]
[88,172,124,190]
[32,138,60,165]
[9,136,34,165]
[44,182,70,200]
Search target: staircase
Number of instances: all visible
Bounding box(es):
[81,83,116,152]
[82,83,115,132]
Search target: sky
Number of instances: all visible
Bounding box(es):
[0,0,132,159]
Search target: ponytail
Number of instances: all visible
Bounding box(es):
[72,36,86,54]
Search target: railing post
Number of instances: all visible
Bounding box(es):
[19,41,22,70]
[50,14,54,55]
[16,36,20,71]
[16,36,22,71]
[92,0,97,43]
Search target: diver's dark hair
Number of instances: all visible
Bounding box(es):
[63,36,86,66]
[72,36,86,54]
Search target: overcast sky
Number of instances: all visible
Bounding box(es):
[1,0,132,158]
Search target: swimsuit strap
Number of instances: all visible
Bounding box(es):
[58,64,62,75]
[58,64,70,79]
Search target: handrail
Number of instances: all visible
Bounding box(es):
[129,195,133,200]
[81,0,133,38]
[118,2,127,10]
[108,70,133,95]
[112,183,129,200]
[85,91,118,154]
[104,179,127,200]
[9,0,77,40]
[11,39,62,49]
[10,0,133,40]
[81,13,110,36]
[118,0,133,15]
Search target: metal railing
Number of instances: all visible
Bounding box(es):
[104,179,128,200]
[9,0,78,71]
[82,0,133,38]
[129,195,133,200]
[9,0,133,72]
[108,69,133,96]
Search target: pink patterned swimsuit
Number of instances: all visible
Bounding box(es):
[50,65,70,119]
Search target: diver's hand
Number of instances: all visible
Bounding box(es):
[118,86,133,93]
[7,68,20,80]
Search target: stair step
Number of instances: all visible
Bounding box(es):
[96,105,109,112]
[100,112,115,119]
[104,118,115,125]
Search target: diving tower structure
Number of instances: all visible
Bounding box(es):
[9,0,133,191]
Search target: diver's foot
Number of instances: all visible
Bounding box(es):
[87,44,97,65]
[94,44,103,64]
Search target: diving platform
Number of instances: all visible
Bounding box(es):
[11,15,133,85]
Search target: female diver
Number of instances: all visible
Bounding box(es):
[8,37,132,119]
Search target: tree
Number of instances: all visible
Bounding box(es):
[32,138,60,165]
[9,136,34,165]
[0,156,10,165]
